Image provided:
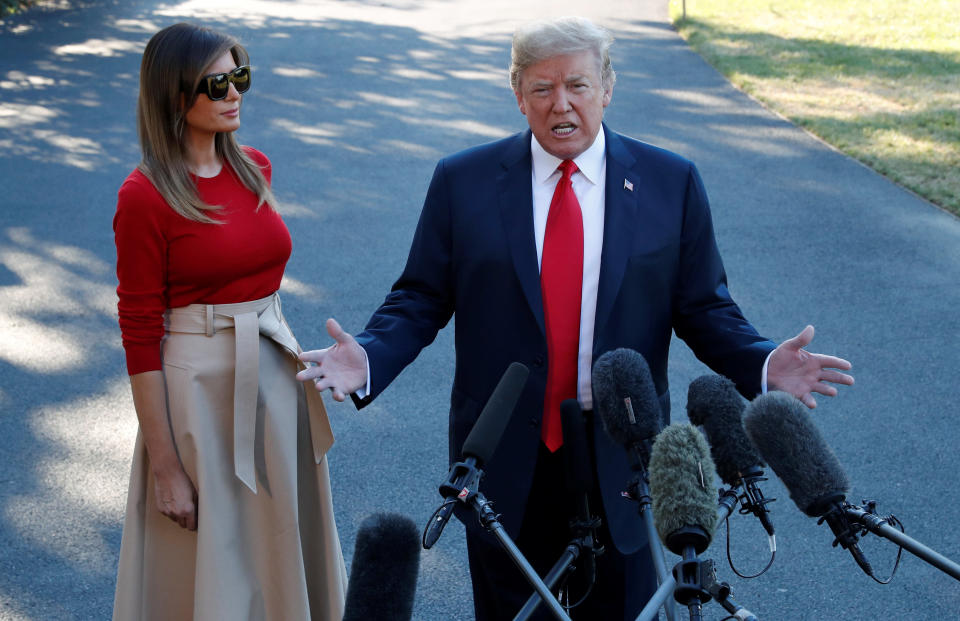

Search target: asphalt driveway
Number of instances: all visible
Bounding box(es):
[1,1,958,618]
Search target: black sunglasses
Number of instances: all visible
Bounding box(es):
[195,65,252,101]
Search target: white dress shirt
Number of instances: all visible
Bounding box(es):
[530,131,606,411]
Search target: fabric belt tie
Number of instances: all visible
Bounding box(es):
[232,311,259,492]
[165,293,334,494]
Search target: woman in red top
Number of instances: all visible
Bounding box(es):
[112,23,346,619]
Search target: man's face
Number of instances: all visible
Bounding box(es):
[514,49,612,161]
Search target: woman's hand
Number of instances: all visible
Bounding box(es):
[129,371,200,530]
[153,465,198,531]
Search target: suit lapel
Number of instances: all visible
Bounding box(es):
[498,130,546,336]
[496,127,640,341]
[595,125,640,341]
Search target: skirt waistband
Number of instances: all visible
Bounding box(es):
[166,293,284,336]
[164,292,333,493]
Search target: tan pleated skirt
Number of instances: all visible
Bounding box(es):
[113,294,347,620]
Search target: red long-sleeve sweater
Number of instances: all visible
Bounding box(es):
[114,147,291,375]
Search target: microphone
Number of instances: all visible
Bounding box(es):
[422,362,529,549]
[561,399,594,500]
[343,513,420,621]
[649,423,719,617]
[560,398,600,589]
[687,375,775,537]
[742,392,872,575]
[592,348,663,471]
[649,423,719,556]
[460,361,530,463]
[593,348,682,619]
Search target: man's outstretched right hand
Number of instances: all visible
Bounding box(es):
[297,318,368,402]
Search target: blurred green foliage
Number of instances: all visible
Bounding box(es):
[1,0,33,15]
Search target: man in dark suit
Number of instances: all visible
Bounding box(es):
[299,16,853,620]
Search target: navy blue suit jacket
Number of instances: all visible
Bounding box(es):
[355,124,775,553]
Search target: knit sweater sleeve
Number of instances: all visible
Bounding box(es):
[113,172,169,375]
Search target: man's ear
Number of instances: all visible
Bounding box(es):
[602,85,613,108]
[515,90,526,116]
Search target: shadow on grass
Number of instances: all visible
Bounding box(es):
[678,17,960,80]
[676,17,960,213]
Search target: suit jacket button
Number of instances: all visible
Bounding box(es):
[533,356,544,367]
[529,417,538,427]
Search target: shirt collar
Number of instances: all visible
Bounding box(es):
[530,128,606,186]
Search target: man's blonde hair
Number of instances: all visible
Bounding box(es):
[509,16,616,93]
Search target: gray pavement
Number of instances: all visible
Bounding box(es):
[1,0,958,619]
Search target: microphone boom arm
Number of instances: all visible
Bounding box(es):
[843,504,960,582]
[471,491,572,621]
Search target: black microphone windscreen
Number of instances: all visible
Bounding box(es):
[560,399,593,496]
[343,512,420,621]
[461,362,529,464]
[743,392,850,517]
[686,374,762,485]
[649,423,718,554]
[592,348,662,448]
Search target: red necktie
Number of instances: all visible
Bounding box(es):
[540,160,583,452]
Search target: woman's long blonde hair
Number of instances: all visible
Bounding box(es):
[137,23,276,223]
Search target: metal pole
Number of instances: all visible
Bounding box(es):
[846,507,960,581]
[514,546,578,621]
[475,494,571,621]
[642,503,678,621]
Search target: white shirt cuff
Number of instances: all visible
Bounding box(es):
[760,350,773,395]
[354,346,372,399]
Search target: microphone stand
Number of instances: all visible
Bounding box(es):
[621,446,679,621]
[701,558,759,621]
[823,501,960,582]
[737,466,776,537]
[671,534,710,621]
[636,487,761,621]
[516,400,604,620]
[425,458,571,620]
[423,458,481,549]
[468,490,572,621]
[512,512,602,621]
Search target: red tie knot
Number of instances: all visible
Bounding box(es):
[559,159,578,180]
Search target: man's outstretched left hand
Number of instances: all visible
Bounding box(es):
[767,325,854,409]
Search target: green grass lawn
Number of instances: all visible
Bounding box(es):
[669,0,960,215]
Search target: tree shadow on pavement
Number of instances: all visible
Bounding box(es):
[1,3,959,620]
[0,2,517,617]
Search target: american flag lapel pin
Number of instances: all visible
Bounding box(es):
[623,178,634,192]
